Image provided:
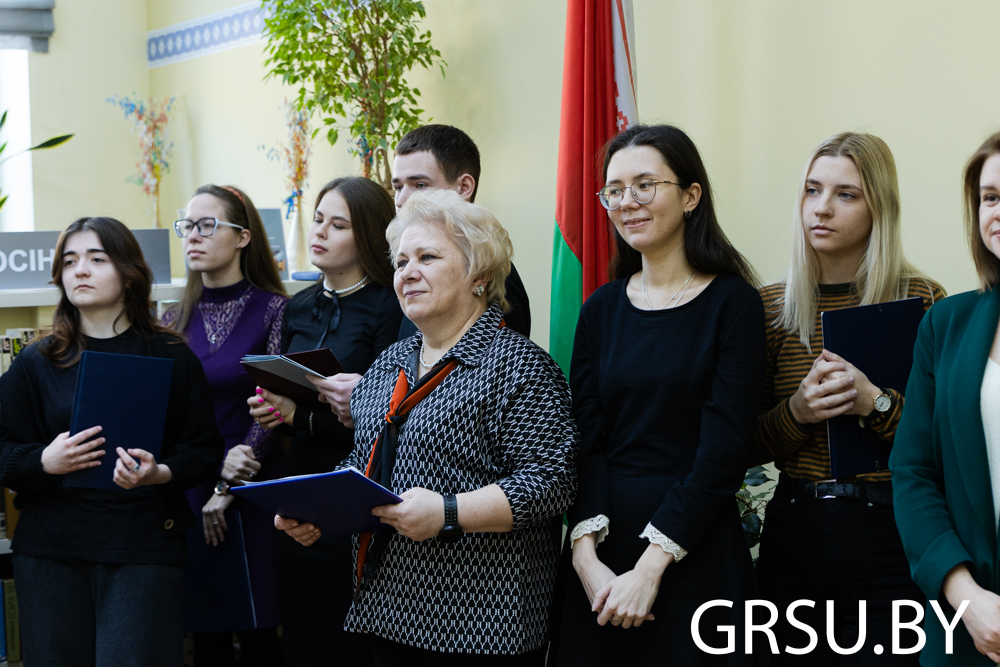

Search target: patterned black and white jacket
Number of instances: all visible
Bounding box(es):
[343,304,578,655]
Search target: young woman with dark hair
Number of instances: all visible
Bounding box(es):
[247,176,402,666]
[551,124,766,664]
[162,185,288,666]
[0,217,223,667]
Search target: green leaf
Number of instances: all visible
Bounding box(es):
[28,134,73,151]
[0,194,7,211]
[0,110,6,131]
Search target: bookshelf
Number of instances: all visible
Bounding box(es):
[0,277,314,309]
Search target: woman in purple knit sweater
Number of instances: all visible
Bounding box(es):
[163,184,288,666]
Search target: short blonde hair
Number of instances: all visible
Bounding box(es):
[963,132,1000,292]
[387,189,512,311]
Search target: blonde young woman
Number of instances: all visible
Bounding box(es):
[752,132,945,664]
[892,132,1000,666]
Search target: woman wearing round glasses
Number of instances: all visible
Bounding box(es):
[163,185,288,666]
[551,124,765,664]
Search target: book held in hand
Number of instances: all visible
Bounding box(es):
[231,467,401,537]
[822,297,926,478]
[241,348,344,408]
[64,351,174,491]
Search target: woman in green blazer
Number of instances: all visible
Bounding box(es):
[892,131,1000,665]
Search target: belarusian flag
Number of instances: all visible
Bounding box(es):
[549,0,637,375]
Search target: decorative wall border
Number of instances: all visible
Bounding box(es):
[146,2,271,69]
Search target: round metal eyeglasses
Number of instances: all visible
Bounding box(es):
[174,218,244,239]
[596,179,681,211]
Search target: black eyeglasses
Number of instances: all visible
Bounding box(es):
[173,218,244,238]
[596,179,681,211]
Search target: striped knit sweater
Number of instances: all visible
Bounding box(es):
[753,277,946,482]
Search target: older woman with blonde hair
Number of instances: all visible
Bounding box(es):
[892,132,1000,665]
[752,132,945,664]
[278,188,578,666]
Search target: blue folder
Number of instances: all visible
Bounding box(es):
[821,297,926,478]
[231,468,402,537]
[64,350,173,491]
[183,510,256,634]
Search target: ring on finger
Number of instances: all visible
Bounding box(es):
[248,470,256,479]
[611,615,622,625]
[131,462,141,472]
[212,520,219,525]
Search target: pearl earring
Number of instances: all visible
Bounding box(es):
[474,285,485,297]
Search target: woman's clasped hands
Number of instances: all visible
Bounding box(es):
[788,349,879,424]
[575,536,664,629]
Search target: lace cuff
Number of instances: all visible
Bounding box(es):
[639,523,688,562]
[569,515,610,548]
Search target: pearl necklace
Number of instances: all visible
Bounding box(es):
[641,272,694,310]
[419,344,439,369]
[323,275,369,296]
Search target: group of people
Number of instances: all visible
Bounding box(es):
[0,119,998,667]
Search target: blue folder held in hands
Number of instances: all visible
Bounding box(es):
[821,297,926,478]
[183,510,256,634]
[64,350,173,491]
[231,468,402,537]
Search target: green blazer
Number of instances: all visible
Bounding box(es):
[892,287,1000,666]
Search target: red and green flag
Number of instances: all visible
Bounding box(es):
[549,0,638,375]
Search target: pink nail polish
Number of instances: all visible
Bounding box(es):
[279,417,284,422]
[275,411,281,417]
[258,397,264,404]
[268,406,275,413]
[256,388,263,395]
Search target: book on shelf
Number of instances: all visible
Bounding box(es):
[3,579,19,663]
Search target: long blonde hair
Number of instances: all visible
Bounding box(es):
[779,132,922,349]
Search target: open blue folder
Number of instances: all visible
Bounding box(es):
[183,510,256,634]
[65,350,173,491]
[231,468,402,537]
[822,297,926,478]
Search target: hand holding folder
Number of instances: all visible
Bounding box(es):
[821,297,926,478]
[65,351,173,491]
[241,348,344,408]
[230,467,401,538]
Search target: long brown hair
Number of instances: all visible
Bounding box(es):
[601,124,759,286]
[169,185,286,332]
[314,177,395,287]
[42,217,179,367]
[964,132,1000,292]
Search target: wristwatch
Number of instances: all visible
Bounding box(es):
[872,389,892,413]
[438,494,463,543]
[214,480,231,496]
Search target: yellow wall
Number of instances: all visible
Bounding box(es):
[28,0,150,232]
[633,0,987,294]
[22,0,1000,343]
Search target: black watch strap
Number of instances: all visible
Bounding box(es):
[443,494,458,526]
